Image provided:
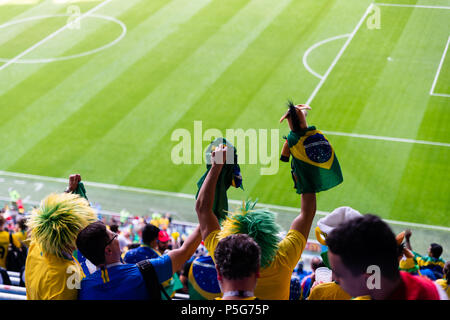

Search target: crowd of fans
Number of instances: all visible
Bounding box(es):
[0,146,448,300]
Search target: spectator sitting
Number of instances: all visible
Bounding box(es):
[300,257,325,300]
[435,261,450,297]
[124,224,160,263]
[0,214,21,269]
[326,214,448,300]
[404,229,445,281]
[25,174,97,300]
[214,234,261,300]
[76,221,201,300]
[196,144,317,300]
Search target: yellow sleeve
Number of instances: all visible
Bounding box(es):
[12,233,22,248]
[276,230,307,269]
[204,230,221,263]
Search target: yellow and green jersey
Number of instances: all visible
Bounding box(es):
[413,251,445,278]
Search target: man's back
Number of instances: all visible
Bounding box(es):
[25,242,82,300]
[205,229,306,300]
[79,254,173,300]
[388,271,444,300]
[79,264,149,300]
[307,282,351,300]
[124,245,159,264]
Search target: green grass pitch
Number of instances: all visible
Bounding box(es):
[0,0,449,227]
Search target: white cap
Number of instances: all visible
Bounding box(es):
[317,206,362,235]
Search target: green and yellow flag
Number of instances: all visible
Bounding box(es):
[287,126,343,194]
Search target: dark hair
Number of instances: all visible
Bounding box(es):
[311,257,324,271]
[214,234,261,280]
[128,243,140,250]
[17,218,27,231]
[76,221,110,266]
[0,215,5,227]
[430,243,443,259]
[326,214,400,280]
[109,224,119,233]
[142,224,160,245]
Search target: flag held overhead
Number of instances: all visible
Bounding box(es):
[280,100,343,194]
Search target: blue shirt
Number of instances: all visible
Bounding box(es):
[124,245,159,264]
[79,255,172,300]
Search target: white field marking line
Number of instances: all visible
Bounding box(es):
[430,36,450,97]
[0,14,127,64]
[303,34,351,80]
[0,170,449,231]
[304,4,449,146]
[305,3,374,105]
[322,131,450,147]
[0,0,113,71]
[376,3,450,10]
[431,92,450,97]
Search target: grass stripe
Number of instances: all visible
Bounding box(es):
[0,0,210,169]
[0,0,106,70]
[200,0,373,205]
[0,0,62,40]
[132,0,342,195]
[66,0,292,184]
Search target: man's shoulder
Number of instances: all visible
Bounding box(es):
[399,271,441,299]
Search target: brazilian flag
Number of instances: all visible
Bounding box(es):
[287,126,343,194]
[196,138,243,223]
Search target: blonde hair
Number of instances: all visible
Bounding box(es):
[28,193,97,257]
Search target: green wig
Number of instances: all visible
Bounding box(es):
[28,193,98,258]
[218,200,281,268]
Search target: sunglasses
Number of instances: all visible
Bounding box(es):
[105,233,118,248]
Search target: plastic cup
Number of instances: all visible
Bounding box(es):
[315,267,332,283]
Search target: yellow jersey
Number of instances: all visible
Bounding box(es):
[435,279,449,297]
[0,230,21,269]
[13,231,29,248]
[25,242,84,300]
[307,282,352,300]
[206,229,306,300]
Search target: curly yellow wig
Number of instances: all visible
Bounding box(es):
[28,193,97,257]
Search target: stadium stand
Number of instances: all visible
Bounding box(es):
[0,170,447,300]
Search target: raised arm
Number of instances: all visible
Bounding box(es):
[289,193,317,240]
[65,174,81,193]
[194,146,226,240]
[168,226,202,273]
[404,229,413,251]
